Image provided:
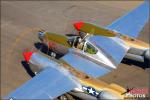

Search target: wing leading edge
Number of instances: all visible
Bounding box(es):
[4,67,78,99]
[106,2,149,38]
[61,51,111,78]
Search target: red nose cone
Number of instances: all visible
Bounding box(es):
[23,51,33,62]
[74,21,84,31]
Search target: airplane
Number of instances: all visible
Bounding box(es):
[38,4,149,64]
[4,1,149,100]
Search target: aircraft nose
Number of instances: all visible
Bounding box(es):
[23,51,34,62]
[74,21,84,31]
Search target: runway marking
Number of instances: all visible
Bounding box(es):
[8,27,42,54]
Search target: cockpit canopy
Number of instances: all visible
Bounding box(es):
[88,36,128,65]
[84,42,98,54]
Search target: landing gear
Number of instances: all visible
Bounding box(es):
[50,52,56,58]
[58,93,76,100]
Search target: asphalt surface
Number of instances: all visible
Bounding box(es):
[1,1,149,98]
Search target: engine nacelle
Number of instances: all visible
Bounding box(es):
[23,51,59,74]
[97,91,120,100]
[125,47,150,62]
[125,53,144,62]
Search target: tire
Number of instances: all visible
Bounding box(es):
[58,93,75,100]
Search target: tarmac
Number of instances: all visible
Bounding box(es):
[1,1,149,98]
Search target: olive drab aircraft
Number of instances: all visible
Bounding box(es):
[4,1,149,100]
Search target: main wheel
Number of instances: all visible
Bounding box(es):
[58,93,76,100]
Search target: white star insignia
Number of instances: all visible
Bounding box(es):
[88,88,95,94]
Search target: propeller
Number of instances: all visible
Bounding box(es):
[45,32,71,48]
[74,21,117,37]
[65,33,79,37]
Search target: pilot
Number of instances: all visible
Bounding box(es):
[73,36,80,47]
[68,31,85,49]
[76,38,84,50]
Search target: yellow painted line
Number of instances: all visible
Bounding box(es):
[8,27,42,54]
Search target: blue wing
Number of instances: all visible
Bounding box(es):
[89,36,129,66]
[61,51,111,78]
[106,2,149,38]
[4,67,78,99]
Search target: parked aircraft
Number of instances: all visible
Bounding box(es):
[4,1,149,100]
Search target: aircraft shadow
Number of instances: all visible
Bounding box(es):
[34,42,64,59]
[21,61,35,77]
[121,58,150,69]
[34,42,49,54]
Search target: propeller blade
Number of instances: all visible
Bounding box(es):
[74,22,117,37]
[65,34,78,36]
[45,32,71,48]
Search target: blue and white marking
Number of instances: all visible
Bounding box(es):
[82,86,99,97]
